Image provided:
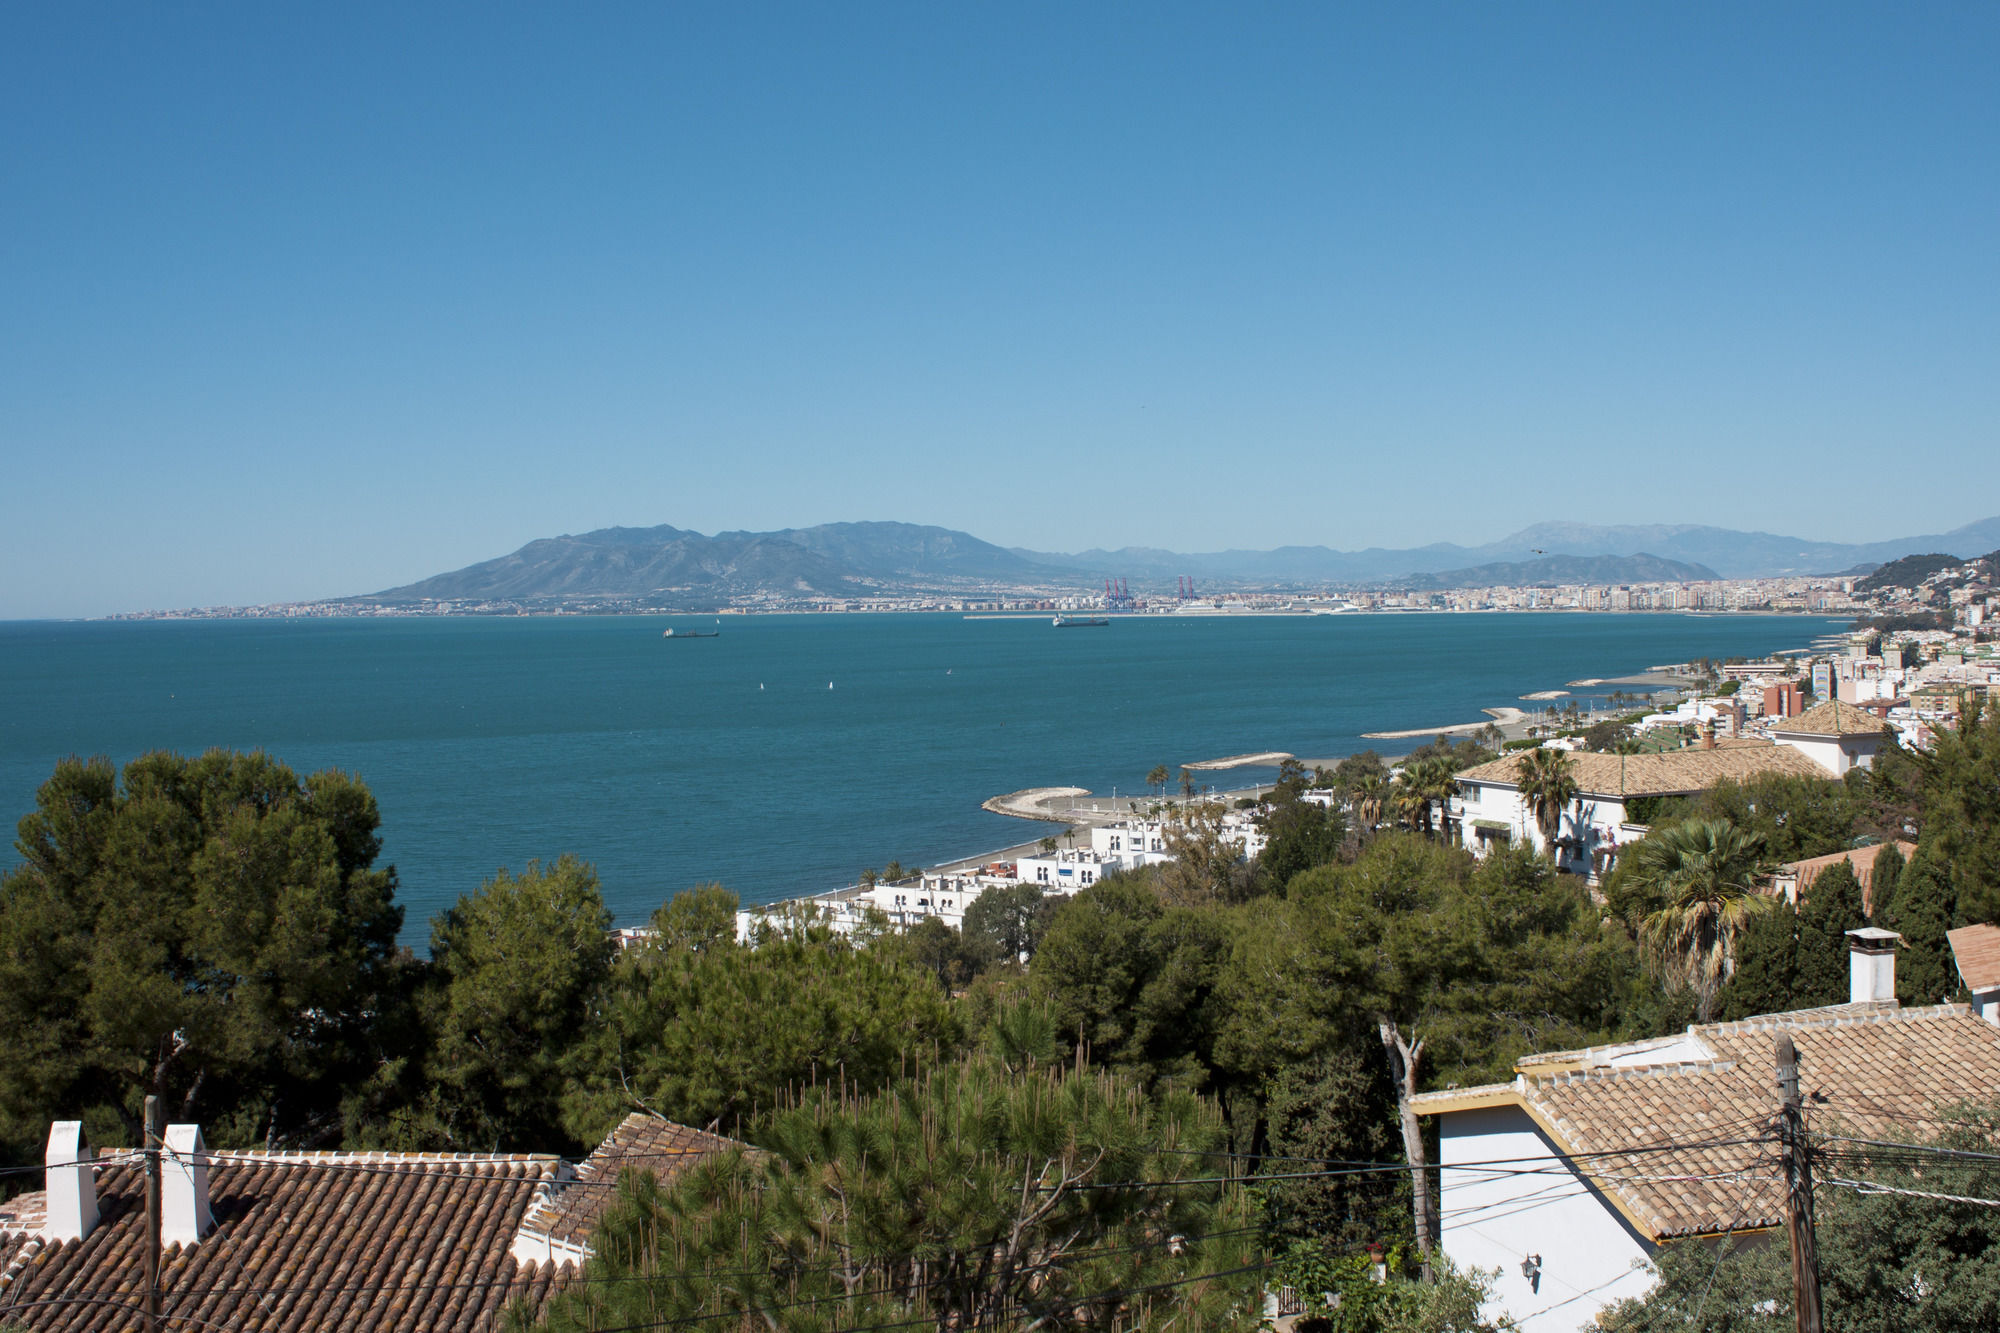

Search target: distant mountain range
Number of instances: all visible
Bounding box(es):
[356,515,2000,606]
[1393,553,1719,591]
[1013,514,2000,584]
[362,522,1040,605]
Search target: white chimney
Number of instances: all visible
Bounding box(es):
[1848,927,1902,1004]
[41,1121,97,1243]
[162,1123,213,1246]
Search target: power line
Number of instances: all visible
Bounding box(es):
[1820,1176,2000,1209]
[127,1225,1267,1304]
[1817,1132,2000,1164]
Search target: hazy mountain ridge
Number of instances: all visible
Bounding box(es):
[1016,515,2000,583]
[364,522,1044,605]
[1395,553,1720,591]
[359,515,2000,605]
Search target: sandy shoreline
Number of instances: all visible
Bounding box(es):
[1567,671,1691,688]
[1185,750,1293,770]
[982,787,1090,821]
[1362,706,1529,740]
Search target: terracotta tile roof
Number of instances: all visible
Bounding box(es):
[0,1151,570,1332]
[1415,1003,2000,1240]
[1780,841,1917,914]
[518,1114,744,1252]
[1454,742,1829,799]
[1766,699,1893,737]
[1950,924,2000,993]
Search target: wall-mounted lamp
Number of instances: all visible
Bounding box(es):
[1521,1253,1542,1294]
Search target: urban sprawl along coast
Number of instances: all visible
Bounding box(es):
[109,570,1927,620]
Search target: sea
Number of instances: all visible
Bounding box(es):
[0,611,1844,939]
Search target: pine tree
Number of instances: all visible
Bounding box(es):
[1793,859,1865,1007]
[1922,693,2000,926]
[1721,899,1797,1020]
[521,1007,1260,1333]
[1869,844,1905,923]
[1887,844,1959,1006]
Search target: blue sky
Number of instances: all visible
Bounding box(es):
[3,3,1996,617]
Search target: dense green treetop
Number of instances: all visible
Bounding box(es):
[1887,842,1961,1006]
[1919,693,2000,925]
[1648,773,1864,864]
[567,907,961,1143]
[961,880,1059,965]
[1719,893,1798,1021]
[411,854,614,1153]
[1254,796,1346,896]
[1870,842,1907,923]
[518,1007,1260,1333]
[0,750,407,1154]
[1793,857,1866,1008]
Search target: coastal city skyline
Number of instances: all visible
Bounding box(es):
[6,5,1999,618]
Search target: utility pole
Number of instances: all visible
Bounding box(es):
[1774,1034,1823,1333]
[143,1094,162,1333]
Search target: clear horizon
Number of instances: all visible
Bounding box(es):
[5,4,1997,618]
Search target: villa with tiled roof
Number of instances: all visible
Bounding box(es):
[1773,840,1917,913]
[1450,739,1828,879]
[512,1114,743,1268]
[0,1111,739,1332]
[1951,922,2000,1024]
[1765,698,1894,776]
[1412,933,2000,1331]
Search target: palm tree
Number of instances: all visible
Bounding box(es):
[1351,772,1390,834]
[1516,747,1579,853]
[1391,778,1429,835]
[1146,763,1171,796]
[1629,819,1772,1021]
[1395,756,1459,840]
[1179,767,1196,801]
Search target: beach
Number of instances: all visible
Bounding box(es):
[1362,706,1531,741]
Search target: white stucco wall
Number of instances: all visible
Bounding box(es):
[1771,731,1882,777]
[1454,784,1633,881]
[1438,1105,1656,1331]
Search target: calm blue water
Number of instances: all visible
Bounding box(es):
[1,612,1841,936]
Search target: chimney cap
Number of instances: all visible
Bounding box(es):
[161,1123,213,1247]
[1848,926,1902,952]
[42,1120,98,1244]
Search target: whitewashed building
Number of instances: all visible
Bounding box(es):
[731,808,1270,943]
[1413,935,2000,1331]
[1011,849,1125,893]
[1762,698,1893,776]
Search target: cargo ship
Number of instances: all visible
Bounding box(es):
[1052,616,1110,628]
[662,627,720,639]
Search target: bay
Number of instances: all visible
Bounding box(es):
[0,612,1843,937]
